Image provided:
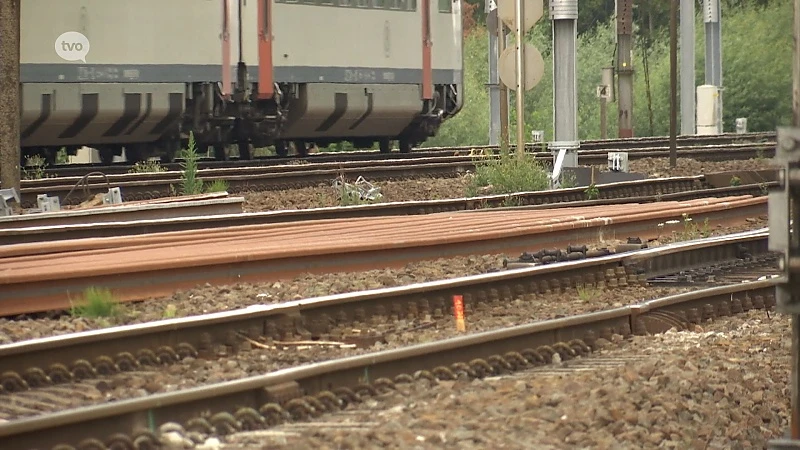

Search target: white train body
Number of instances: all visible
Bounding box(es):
[19,0,464,162]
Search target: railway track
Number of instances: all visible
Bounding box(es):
[1,172,776,246]
[19,142,776,207]
[0,195,767,314]
[36,131,777,178]
[0,229,778,449]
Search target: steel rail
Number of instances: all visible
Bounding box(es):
[0,276,778,450]
[21,144,777,207]
[0,228,773,396]
[0,194,244,230]
[0,175,776,246]
[0,196,768,314]
[37,132,777,178]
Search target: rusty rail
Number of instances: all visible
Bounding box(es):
[0,173,776,246]
[0,193,244,230]
[0,196,768,314]
[0,274,778,449]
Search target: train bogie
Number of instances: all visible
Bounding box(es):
[17,0,464,164]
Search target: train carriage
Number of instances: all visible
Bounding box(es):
[19,0,464,164]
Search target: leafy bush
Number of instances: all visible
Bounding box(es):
[428,0,792,147]
[466,154,551,197]
[180,132,203,195]
[128,160,166,173]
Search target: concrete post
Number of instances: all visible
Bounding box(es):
[549,0,579,183]
[499,27,510,151]
[670,0,678,167]
[704,0,723,132]
[0,1,21,195]
[514,0,526,157]
[616,0,634,138]
[680,0,695,135]
[487,0,500,146]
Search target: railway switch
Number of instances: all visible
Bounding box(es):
[102,187,123,205]
[0,188,19,216]
[36,194,61,212]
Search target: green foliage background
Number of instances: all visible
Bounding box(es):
[427,0,792,147]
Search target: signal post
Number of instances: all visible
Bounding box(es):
[487,0,501,146]
[549,0,579,184]
[616,0,634,138]
[497,0,544,157]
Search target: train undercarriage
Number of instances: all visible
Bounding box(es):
[22,75,461,165]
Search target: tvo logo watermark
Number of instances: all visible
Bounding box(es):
[55,32,90,63]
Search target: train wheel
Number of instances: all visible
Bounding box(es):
[213,145,228,161]
[275,140,289,158]
[159,139,180,163]
[41,149,57,166]
[399,138,413,154]
[293,140,308,157]
[124,145,144,163]
[99,148,115,165]
[238,141,252,160]
[379,139,391,153]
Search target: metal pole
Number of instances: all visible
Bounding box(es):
[616,0,634,138]
[767,1,800,448]
[499,26,510,153]
[792,0,800,439]
[551,0,578,156]
[795,0,800,129]
[679,0,695,135]
[669,0,678,167]
[488,0,500,146]
[548,0,578,186]
[0,1,21,195]
[602,67,615,142]
[514,0,526,157]
[600,99,607,139]
[704,0,723,133]
[794,317,800,440]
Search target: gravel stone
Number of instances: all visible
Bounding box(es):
[218,310,790,449]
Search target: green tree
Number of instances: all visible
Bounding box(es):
[426,0,791,147]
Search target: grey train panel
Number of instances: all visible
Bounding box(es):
[280,84,422,138]
[21,64,462,85]
[20,83,185,147]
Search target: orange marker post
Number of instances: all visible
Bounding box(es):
[453,295,466,332]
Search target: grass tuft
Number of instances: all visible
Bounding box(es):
[163,304,178,319]
[205,179,229,193]
[70,287,120,319]
[576,286,598,303]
